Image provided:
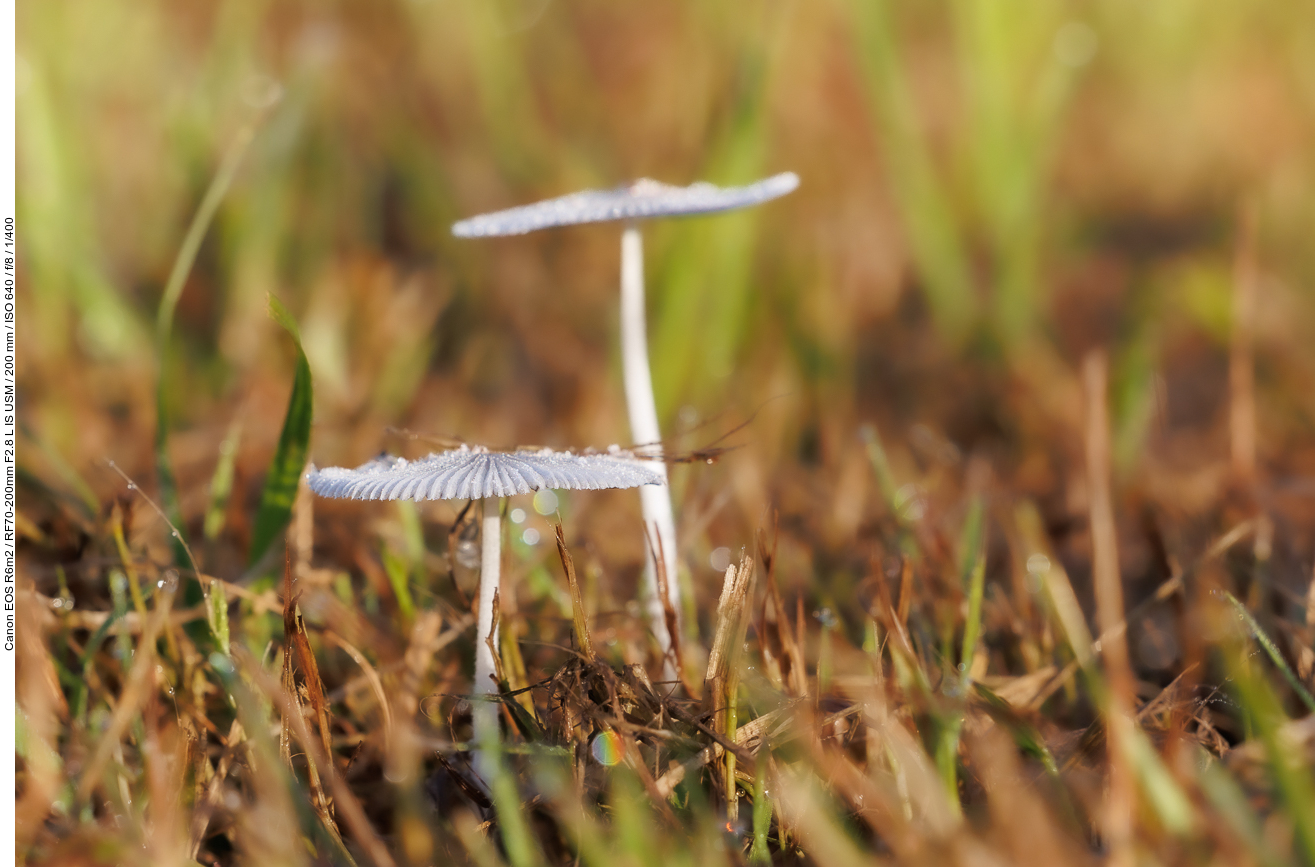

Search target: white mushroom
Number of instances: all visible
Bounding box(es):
[452,173,799,664]
[307,444,663,780]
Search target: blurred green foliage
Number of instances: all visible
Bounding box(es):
[20,0,1315,466]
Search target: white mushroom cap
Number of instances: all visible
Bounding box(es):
[307,444,665,502]
[451,172,799,238]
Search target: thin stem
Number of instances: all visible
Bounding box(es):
[473,497,502,783]
[620,225,682,662]
[155,121,258,347]
[1083,350,1135,867]
[475,497,502,697]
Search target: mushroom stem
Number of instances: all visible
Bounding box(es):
[620,225,682,663]
[475,496,502,697]
[472,496,502,781]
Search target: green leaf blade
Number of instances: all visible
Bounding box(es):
[248,295,314,568]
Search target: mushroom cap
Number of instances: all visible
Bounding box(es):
[307,444,665,502]
[451,172,799,238]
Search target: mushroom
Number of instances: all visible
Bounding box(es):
[307,444,664,775]
[451,172,799,661]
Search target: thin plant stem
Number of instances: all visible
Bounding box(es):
[473,496,503,783]
[1223,591,1315,713]
[475,499,502,690]
[620,225,681,661]
[155,122,259,347]
[1084,351,1136,867]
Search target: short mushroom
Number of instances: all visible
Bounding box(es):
[307,444,664,775]
[452,172,799,661]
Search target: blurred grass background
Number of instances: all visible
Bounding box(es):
[16,0,1315,864]
[19,0,1315,501]
[20,0,1315,526]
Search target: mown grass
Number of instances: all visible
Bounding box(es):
[16,1,1315,865]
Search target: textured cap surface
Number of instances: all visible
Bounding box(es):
[451,172,799,237]
[307,445,665,502]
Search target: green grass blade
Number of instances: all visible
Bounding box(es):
[155,120,260,573]
[204,419,243,542]
[382,546,417,624]
[1125,726,1194,836]
[72,604,124,725]
[153,397,190,571]
[860,423,902,521]
[1223,591,1315,713]
[26,428,100,518]
[1196,747,1286,867]
[750,754,772,864]
[208,581,231,658]
[848,0,975,346]
[861,423,920,558]
[154,124,258,347]
[960,550,986,679]
[108,571,133,675]
[649,3,786,415]
[958,494,987,676]
[248,295,314,568]
[483,719,543,867]
[1227,643,1315,864]
[397,499,429,588]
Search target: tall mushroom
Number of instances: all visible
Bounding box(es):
[451,172,799,663]
[307,444,664,778]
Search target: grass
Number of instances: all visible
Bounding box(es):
[16,379,1315,864]
[16,1,1315,865]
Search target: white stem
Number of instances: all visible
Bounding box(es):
[475,497,502,696]
[620,226,681,664]
[472,496,502,783]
